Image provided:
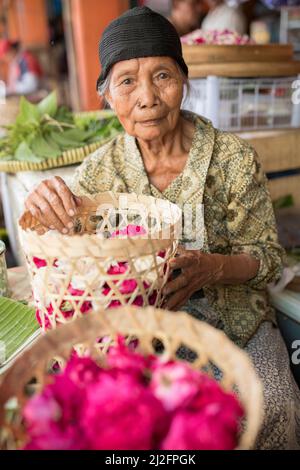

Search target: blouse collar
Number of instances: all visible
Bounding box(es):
[122,111,215,206]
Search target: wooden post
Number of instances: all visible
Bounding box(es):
[68,0,129,111]
[7,0,49,47]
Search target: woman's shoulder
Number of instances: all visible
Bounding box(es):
[211,128,265,193]
[213,127,259,170]
[69,133,125,195]
[214,128,244,145]
[83,132,125,165]
[190,111,258,169]
[188,111,254,153]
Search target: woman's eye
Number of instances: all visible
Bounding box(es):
[121,78,133,85]
[157,72,169,80]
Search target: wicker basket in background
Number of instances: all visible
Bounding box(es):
[0,139,109,173]
[18,192,181,330]
[0,307,264,450]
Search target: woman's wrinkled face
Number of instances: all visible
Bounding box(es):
[105,56,184,141]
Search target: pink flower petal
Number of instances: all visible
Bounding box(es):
[107,262,128,275]
[33,257,47,269]
[68,285,84,296]
[119,279,137,295]
[110,225,147,238]
[132,295,144,307]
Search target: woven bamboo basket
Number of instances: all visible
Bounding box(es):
[0,307,264,450]
[18,192,181,330]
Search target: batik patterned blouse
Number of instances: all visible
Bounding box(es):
[70,111,284,347]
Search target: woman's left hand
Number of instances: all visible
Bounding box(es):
[163,246,224,310]
[163,246,260,310]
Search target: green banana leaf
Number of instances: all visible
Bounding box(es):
[0,297,40,368]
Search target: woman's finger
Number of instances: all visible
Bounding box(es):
[164,288,190,310]
[51,176,78,216]
[163,271,189,296]
[24,200,32,215]
[28,203,47,233]
[169,254,190,271]
[38,181,74,230]
[30,192,68,233]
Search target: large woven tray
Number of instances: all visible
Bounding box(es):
[0,110,121,173]
[0,306,264,450]
[182,44,300,78]
[182,44,293,64]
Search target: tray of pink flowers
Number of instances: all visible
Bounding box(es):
[0,306,263,450]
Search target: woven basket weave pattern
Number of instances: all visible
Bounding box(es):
[19,193,181,330]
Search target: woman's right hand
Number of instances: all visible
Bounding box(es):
[24,176,82,233]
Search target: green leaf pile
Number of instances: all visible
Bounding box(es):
[0,92,123,162]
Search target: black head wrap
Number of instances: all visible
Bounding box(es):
[96,6,188,90]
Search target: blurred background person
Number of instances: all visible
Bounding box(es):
[201,0,247,35]
[0,39,43,96]
[168,0,206,36]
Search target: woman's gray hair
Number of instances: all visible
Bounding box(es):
[97,71,112,97]
[97,60,190,106]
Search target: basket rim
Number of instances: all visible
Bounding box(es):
[18,192,183,257]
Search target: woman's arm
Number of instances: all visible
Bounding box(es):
[163,139,284,310]
[200,251,260,285]
[163,248,260,310]
[224,141,284,290]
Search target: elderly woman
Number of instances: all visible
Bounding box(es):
[25,7,300,449]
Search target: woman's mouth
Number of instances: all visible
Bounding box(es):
[139,117,165,126]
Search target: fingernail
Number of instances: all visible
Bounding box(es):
[50,225,55,230]
[69,209,75,217]
[62,228,68,234]
[67,222,73,229]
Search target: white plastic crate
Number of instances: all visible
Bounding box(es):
[280,6,300,54]
[183,75,300,131]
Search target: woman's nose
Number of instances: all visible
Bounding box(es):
[138,83,159,109]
